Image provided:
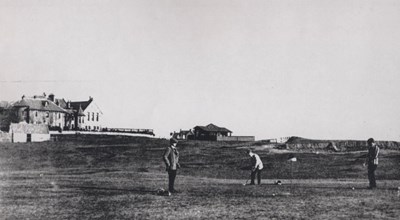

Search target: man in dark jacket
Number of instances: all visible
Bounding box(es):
[163,138,180,193]
[363,138,380,189]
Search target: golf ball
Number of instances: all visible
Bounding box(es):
[272,193,275,197]
[352,187,355,190]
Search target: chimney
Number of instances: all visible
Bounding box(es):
[89,96,93,101]
[48,93,55,102]
[22,95,25,100]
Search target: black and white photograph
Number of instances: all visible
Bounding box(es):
[1,0,400,219]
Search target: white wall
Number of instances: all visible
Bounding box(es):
[31,134,50,142]
[12,133,27,143]
[81,101,103,131]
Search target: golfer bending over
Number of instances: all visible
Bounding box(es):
[247,149,264,185]
[363,138,379,189]
[163,138,180,193]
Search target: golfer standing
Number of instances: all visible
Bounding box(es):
[363,138,379,189]
[247,149,264,185]
[163,138,180,193]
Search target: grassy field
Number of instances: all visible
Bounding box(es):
[0,135,400,219]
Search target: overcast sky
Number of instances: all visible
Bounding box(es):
[1,0,400,141]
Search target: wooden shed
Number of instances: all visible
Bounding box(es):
[193,123,232,141]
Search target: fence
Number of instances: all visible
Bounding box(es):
[217,136,255,142]
[102,128,155,136]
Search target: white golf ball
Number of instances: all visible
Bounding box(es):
[352,187,355,190]
[272,193,275,197]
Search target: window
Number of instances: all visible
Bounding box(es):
[87,112,90,121]
[92,112,94,121]
[58,113,61,119]
[96,113,99,121]
[79,117,81,123]
[46,112,49,118]
[35,111,38,117]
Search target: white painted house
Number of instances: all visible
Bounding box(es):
[70,97,103,131]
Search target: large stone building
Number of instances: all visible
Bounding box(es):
[8,93,103,131]
[13,95,67,129]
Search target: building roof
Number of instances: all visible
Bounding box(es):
[77,105,85,116]
[194,123,232,133]
[54,98,75,114]
[69,97,93,112]
[9,123,49,134]
[173,130,194,137]
[55,98,68,109]
[13,98,67,113]
[180,130,194,135]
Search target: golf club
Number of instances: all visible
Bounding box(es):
[243,173,252,186]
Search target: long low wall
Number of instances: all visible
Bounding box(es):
[31,134,51,142]
[7,133,51,143]
[217,136,255,142]
[50,131,155,137]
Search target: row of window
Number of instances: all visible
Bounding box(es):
[30,111,98,123]
[33,111,62,119]
[87,112,99,122]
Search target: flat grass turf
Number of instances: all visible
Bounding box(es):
[0,135,399,219]
[1,170,399,219]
